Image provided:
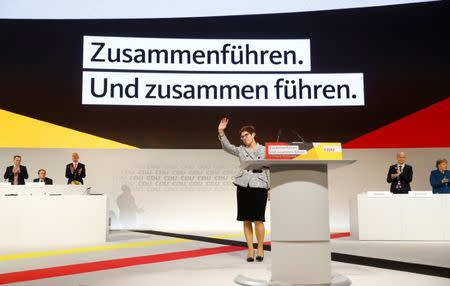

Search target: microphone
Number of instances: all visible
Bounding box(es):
[289,128,305,143]
[82,186,92,195]
[276,128,282,142]
[276,128,305,143]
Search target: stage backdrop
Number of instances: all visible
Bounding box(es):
[1,147,447,232]
[1,1,448,233]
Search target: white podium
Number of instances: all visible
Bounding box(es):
[235,160,355,286]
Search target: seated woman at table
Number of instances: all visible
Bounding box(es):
[430,158,450,194]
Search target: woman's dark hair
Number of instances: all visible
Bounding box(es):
[239,125,256,136]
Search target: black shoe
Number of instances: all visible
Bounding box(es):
[247,250,255,262]
[256,255,264,262]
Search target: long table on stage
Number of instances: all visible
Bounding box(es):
[0,185,108,247]
[350,193,450,241]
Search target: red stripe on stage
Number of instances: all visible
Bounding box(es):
[0,245,244,285]
[330,232,350,239]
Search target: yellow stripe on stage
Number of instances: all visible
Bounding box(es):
[0,238,188,262]
[0,232,267,262]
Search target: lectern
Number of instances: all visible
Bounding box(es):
[235,160,355,286]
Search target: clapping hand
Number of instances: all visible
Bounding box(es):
[12,166,20,174]
[391,167,401,179]
[391,172,399,179]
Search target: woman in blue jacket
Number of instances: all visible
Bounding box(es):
[430,158,450,194]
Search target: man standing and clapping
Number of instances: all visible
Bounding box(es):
[65,152,86,185]
[386,152,413,194]
[4,155,28,185]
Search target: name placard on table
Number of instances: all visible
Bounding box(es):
[409,191,433,198]
[366,191,434,198]
[367,191,392,198]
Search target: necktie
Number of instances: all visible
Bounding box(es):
[13,166,19,185]
[396,165,402,189]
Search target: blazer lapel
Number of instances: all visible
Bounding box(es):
[243,147,256,160]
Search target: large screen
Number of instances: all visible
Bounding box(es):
[1,1,448,149]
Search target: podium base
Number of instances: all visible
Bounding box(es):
[234,273,351,286]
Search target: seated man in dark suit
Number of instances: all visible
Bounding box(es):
[65,152,86,184]
[386,152,413,194]
[3,155,28,185]
[33,169,53,185]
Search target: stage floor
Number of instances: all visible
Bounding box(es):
[0,231,449,286]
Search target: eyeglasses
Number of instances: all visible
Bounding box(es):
[240,133,251,139]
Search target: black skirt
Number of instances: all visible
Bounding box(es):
[236,185,268,222]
